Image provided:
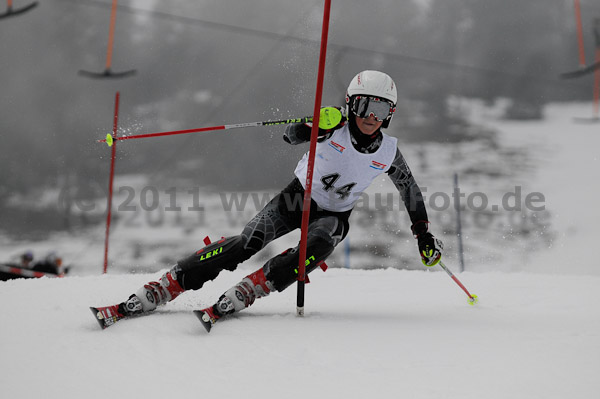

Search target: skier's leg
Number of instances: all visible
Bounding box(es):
[266,214,348,292]
[203,215,348,321]
[122,184,299,316]
[202,267,275,322]
[175,186,297,291]
[123,267,185,314]
[175,235,257,290]
[120,235,260,316]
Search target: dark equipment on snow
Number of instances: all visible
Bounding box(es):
[0,263,68,281]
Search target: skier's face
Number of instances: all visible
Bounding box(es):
[355,115,383,135]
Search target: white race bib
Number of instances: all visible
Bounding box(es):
[294,125,397,211]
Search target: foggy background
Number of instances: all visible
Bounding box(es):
[0,0,597,266]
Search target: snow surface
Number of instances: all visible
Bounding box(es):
[1,270,599,399]
[2,102,600,398]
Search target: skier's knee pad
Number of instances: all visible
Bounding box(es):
[176,235,255,290]
[263,236,334,292]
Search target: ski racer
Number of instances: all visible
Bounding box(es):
[93,70,444,329]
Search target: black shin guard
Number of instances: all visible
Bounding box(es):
[263,236,334,292]
[176,236,255,290]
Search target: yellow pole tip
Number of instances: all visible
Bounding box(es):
[468,294,479,305]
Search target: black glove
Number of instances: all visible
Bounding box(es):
[411,221,443,266]
[418,233,443,266]
[283,123,311,144]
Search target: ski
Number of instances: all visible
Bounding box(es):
[193,309,218,333]
[91,302,219,332]
[90,305,127,329]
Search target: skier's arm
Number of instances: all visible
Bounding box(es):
[283,106,346,145]
[387,148,443,266]
[283,123,314,144]
[386,148,428,225]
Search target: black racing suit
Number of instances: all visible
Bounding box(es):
[175,120,427,293]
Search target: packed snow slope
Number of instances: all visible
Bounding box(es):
[2,102,599,398]
[1,269,599,399]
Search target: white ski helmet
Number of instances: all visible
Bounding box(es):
[345,70,397,128]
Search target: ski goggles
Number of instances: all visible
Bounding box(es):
[349,96,395,121]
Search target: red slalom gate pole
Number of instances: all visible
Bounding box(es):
[103,92,120,274]
[296,0,332,316]
[574,0,586,67]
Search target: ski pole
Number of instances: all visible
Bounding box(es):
[97,116,313,146]
[438,261,478,305]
